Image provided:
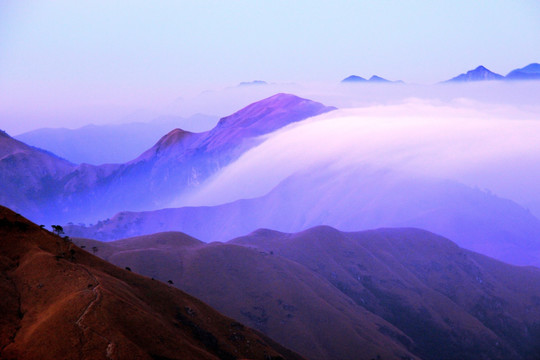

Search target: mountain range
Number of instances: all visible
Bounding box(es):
[0,94,335,224]
[341,63,540,84]
[2,75,540,360]
[444,63,540,83]
[0,205,302,360]
[5,92,540,271]
[73,225,540,360]
[341,75,402,83]
[15,114,219,165]
[65,166,540,268]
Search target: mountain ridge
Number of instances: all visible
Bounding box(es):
[74,225,540,359]
[506,63,540,80]
[444,65,504,83]
[0,205,303,360]
[65,167,540,267]
[2,93,335,225]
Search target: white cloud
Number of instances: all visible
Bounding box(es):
[178,98,540,216]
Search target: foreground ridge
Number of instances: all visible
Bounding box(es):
[0,205,303,360]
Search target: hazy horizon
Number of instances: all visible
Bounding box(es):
[1,1,539,134]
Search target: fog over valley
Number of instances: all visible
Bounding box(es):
[2,2,540,359]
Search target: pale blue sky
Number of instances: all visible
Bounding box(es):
[0,1,539,125]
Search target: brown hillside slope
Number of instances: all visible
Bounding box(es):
[75,233,418,360]
[0,206,302,360]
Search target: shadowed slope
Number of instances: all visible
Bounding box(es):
[0,206,302,360]
[2,94,334,225]
[0,130,75,220]
[232,226,540,360]
[76,227,540,359]
[75,233,417,360]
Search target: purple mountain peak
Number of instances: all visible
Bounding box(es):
[445,65,504,82]
[154,128,193,149]
[133,128,196,161]
[215,93,335,130]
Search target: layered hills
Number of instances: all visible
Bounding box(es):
[14,114,218,165]
[74,227,540,360]
[0,130,76,219]
[0,205,302,360]
[66,167,540,267]
[0,93,334,224]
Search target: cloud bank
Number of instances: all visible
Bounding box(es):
[179,99,540,216]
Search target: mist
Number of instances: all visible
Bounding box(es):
[179,94,540,217]
[4,80,540,136]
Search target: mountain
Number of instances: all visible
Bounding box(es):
[3,93,335,224]
[74,227,540,360]
[505,63,540,80]
[444,65,504,82]
[0,130,76,220]
[0,205,302,360]
[238,80,268,86]
[341,75,367,83]
[74,232,417,360]
[341,75,401,83]
[368,75,390,83]
[66,167,540,267]
[232,226,540,360]
[86,93,335,216]
[15,114,219,165]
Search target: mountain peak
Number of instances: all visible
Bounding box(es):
[519,63,540,72]
[341,75,367,83]
[445,65,504,82]
[133,128,196,162]
[214,93,335,130]
[342,75,400,84]
[368,75,390,82]
[155,128,193,148]
[506,63,540,80]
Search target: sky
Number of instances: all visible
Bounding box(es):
[0,1,539,133]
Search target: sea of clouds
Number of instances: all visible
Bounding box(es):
[179,95,540,217]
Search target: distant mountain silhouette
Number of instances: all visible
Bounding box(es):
[368,75,391,82]
[0,205,302,360]
[505,63,540,80]
[238,80,268,86]
[342,75,402,83]
[444,65,504,82]
[75,226,540,360]
[341,75,367,82]
[15,114,219,164]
